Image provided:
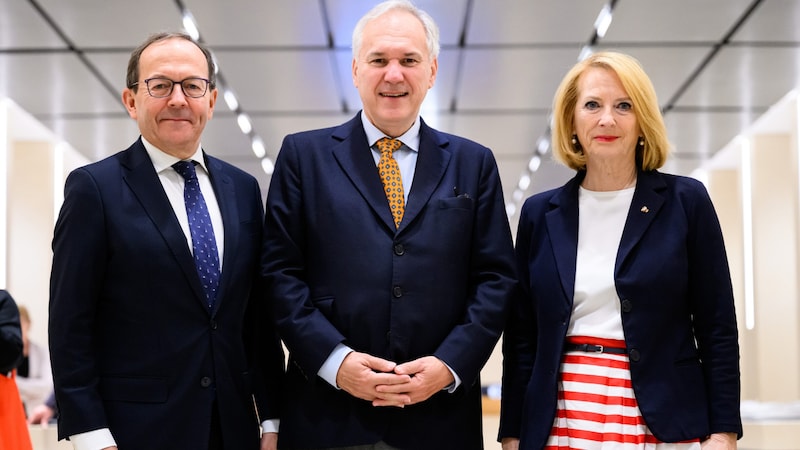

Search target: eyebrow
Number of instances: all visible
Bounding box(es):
[365,51,423,59]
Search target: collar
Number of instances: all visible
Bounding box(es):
[360,111,420,152]
[141,136,208,174]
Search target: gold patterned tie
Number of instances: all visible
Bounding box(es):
[376,137,405,228]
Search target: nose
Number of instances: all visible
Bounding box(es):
[384,60,404,82]
[167,85,188,106]
[598,106,616,126]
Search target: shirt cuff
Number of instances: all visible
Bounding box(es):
[318,343,353,388]
[261,418,279,434]
[70,428,116,450]
[443,361,461,393]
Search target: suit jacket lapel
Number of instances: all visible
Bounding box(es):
[545,173,582,304]
[120,140,211,312]
[401,119,450,231]
[616,170,666,274]
[331,116,397,231]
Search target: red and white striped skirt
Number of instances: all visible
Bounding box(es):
[545,336,701,450]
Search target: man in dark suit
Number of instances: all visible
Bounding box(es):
[262,1,516,449]
[49,32,283,450]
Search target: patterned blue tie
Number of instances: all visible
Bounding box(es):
[173,160,220,307]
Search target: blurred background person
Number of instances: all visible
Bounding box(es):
[16,305,53,415]
[499,52,741,450]
[28,390,58,427]
[0,289,33,450]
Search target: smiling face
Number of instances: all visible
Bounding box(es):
[352,8,437,137]
[122,37,217,159]
[573,67,641,169]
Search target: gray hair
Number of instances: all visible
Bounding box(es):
[352,0,440,60]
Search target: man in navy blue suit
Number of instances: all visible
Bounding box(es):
[49,32,284,450]
[263,1,516,449]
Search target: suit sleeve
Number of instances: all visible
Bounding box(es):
[246,175,285,421]
[49,168,111,436]
[431,148,517,388]
[262,136,347,376]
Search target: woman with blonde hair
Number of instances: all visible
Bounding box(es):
[499,52,742,449]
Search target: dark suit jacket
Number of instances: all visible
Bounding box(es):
[263,114,516,450]
[49,138,284,449]
[499,169,742,448]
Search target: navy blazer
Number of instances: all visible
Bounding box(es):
[263,114,517,449]
[499,170,742,448]
[49,139,284,449]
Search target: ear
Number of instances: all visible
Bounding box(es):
[351,58,359,88]
[207,88,218,120]
[428,57,438,89]
[121,88,138,120]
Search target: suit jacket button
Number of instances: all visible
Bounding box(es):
[393,243,405,256]
[200,377,213,388]
[621,299,632,313]
[629,349,640,362]
[210,320,218,330]
[392,286,403,298]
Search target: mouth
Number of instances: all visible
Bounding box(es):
[594,135,618,142]
[380,92,408,98]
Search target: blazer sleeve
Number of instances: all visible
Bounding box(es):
[684,182,742,436]
[498,200,537,440]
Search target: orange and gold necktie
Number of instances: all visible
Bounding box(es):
[376,137,404,228]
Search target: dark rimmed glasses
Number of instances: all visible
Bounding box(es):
[131,77,211,98]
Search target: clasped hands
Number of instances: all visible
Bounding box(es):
[335,351,455,407]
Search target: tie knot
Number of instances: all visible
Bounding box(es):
[173,160,198,181]
[376,137,402,155]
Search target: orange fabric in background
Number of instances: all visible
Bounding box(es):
[0,371,33,450]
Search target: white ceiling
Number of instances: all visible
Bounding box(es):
[0,0,796,226]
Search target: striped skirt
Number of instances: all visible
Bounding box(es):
[545,336,701,450]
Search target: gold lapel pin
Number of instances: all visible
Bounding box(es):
[640,206,649,213]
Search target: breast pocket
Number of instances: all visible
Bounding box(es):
[438,196,474,211]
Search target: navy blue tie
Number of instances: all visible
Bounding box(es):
[173,160,220,307]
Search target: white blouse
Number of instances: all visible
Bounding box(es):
[568,185,635,340]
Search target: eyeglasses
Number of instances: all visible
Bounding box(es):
[131,77,211,98]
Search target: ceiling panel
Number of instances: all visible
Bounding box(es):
[0,0,795,223]
[731,0,800,42]
[675,46,800,109]
[0,53,123,115]
[34,0,182,47]
[185,0,329,47]
[467,0,607,45]
[457,48,579,110]
[603,0,756,42]
[215,49,343,112]
[0,0,65,48]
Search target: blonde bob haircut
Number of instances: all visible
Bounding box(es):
[551,51,670,171]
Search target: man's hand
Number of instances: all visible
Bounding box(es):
[376,356,454,406]
[501,437,520,450]
[336,351,411,407]
[260,432,278,450]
